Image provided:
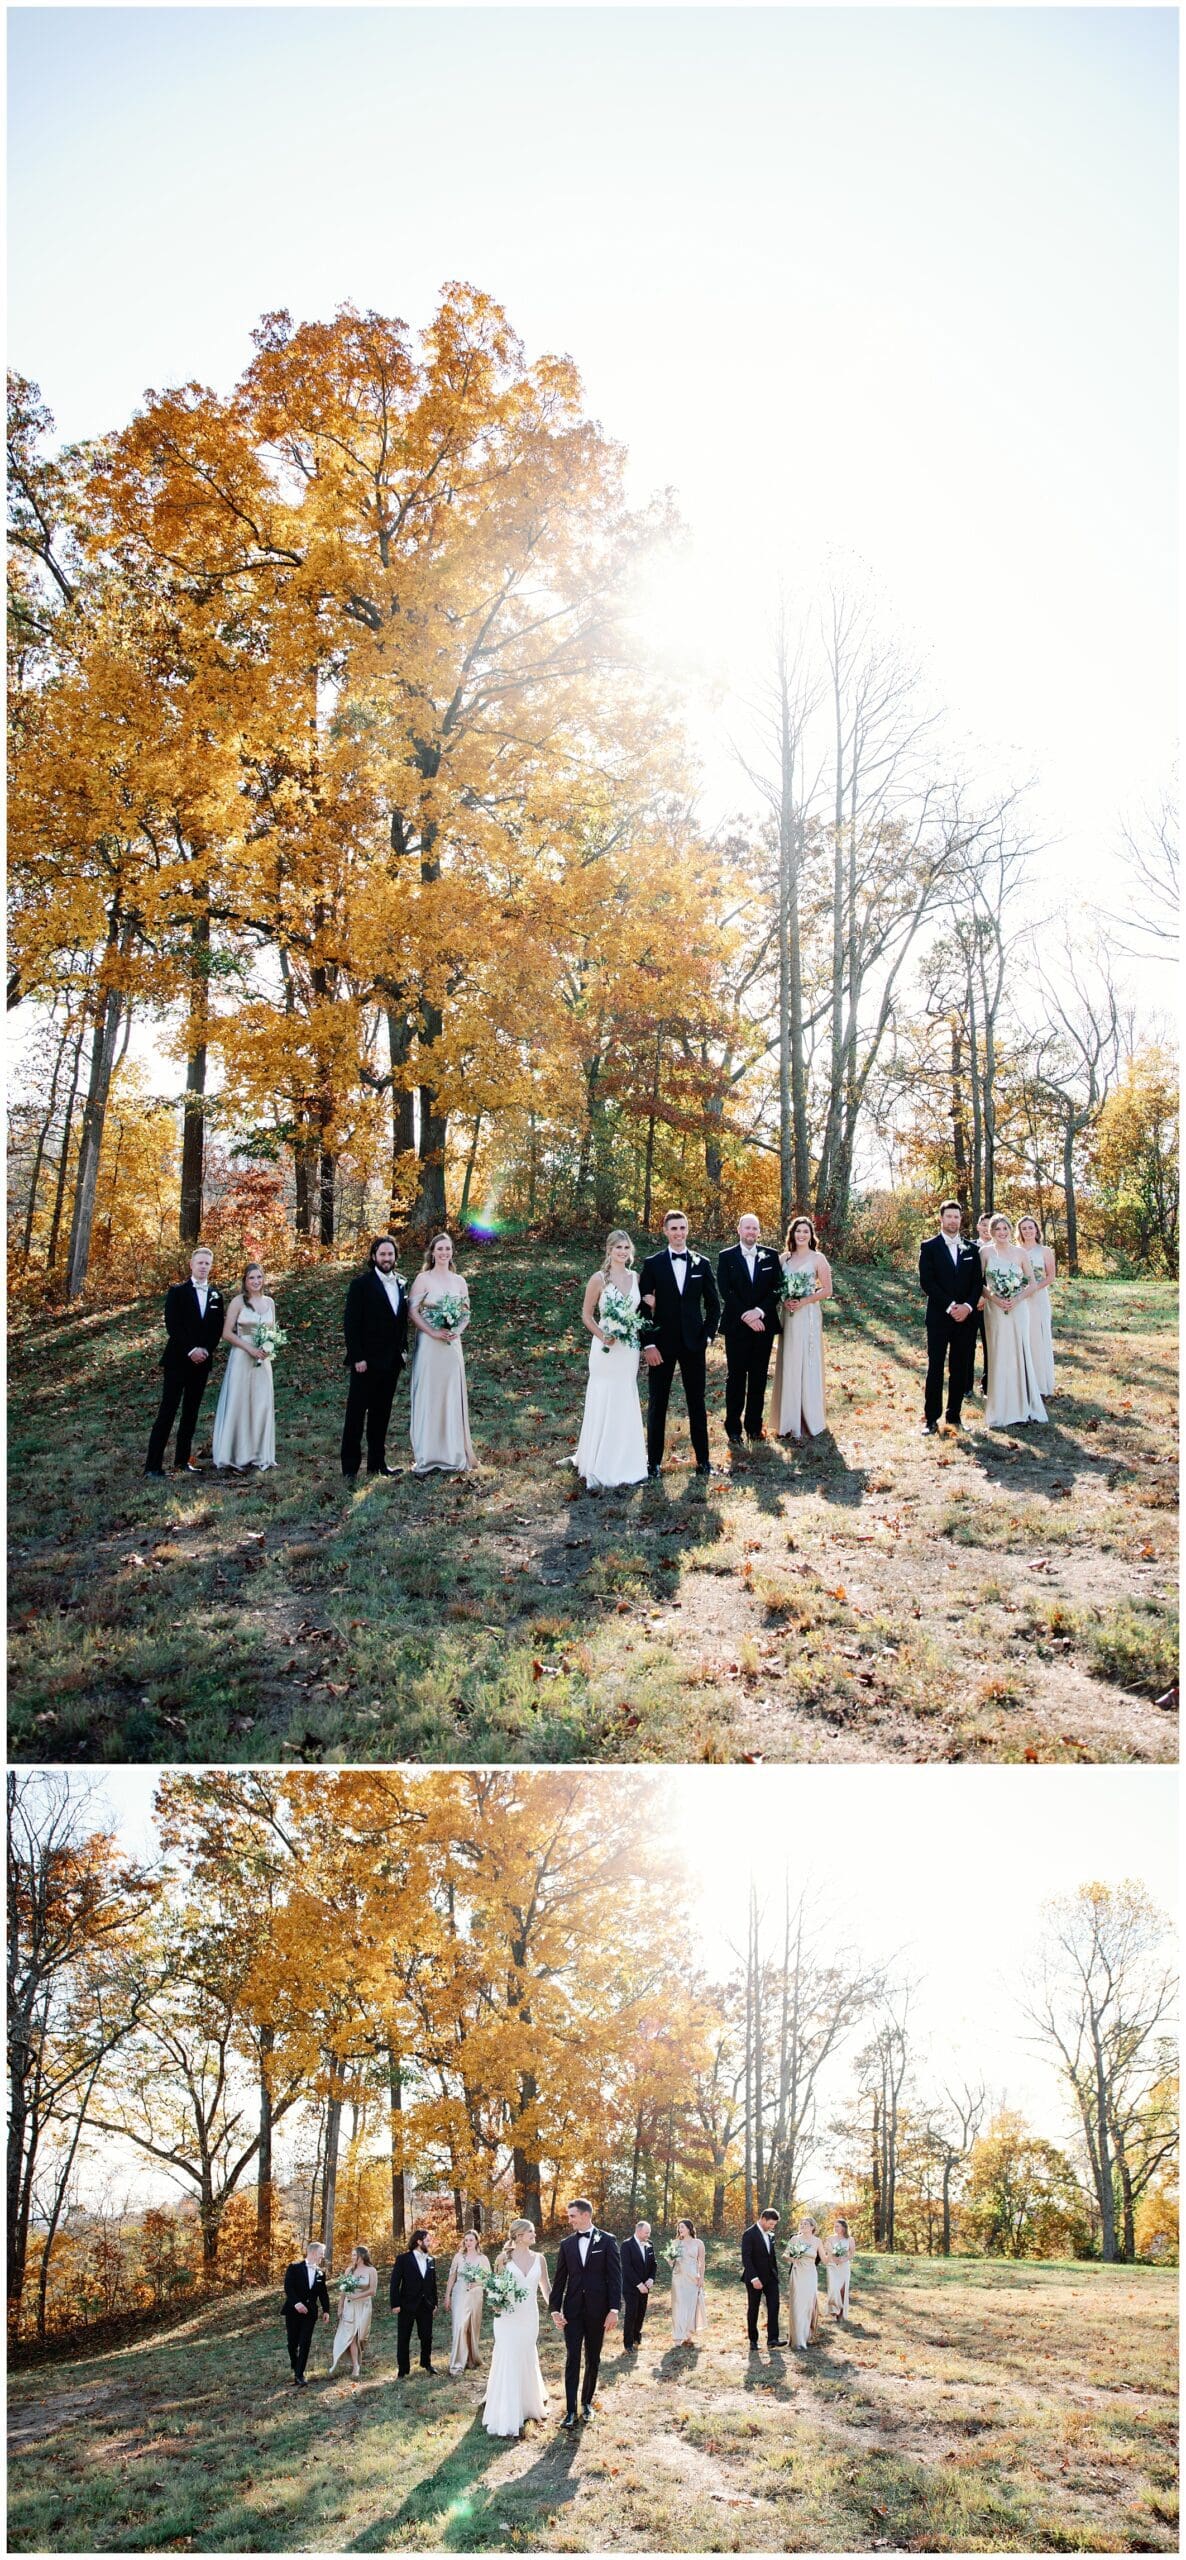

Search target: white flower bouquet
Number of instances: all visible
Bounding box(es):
[456,2259,485,2287]
[985,1263,1026,1304]
[422,1293,465,1334]
[662,2238,683,2271]
[780,1266,817,1306]
[787,2239,813,2261]
[480,2265,530,2314]
[336,2271,367,2295]
[599,1285,643,1354]
[831,2239,851,2261]
[250,1320,288,1361]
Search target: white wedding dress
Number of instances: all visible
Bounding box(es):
[573,1275,648,1489]
[482,2253,549,2436]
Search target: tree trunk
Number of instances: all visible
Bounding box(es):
[458,1114,483,1230]
[256,2030,274,2278]
[65,922,132,1300]
[46,1020,85,1271]
[386,1008,417,1221]
[950,1021,969,1218]
[179,898,210,1244]
[388,2041,406,2246]
[1063,1112,1080,1277]
[322,2088,342,2266]
[20,1012,71,1264]
[941,2159,953,2258]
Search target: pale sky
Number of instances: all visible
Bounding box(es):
[7,4,1178,951]
[50,1761,1179,2209]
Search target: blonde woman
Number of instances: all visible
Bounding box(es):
[482,2219,550,2437]
[787,2217,823,2349]
[211,1263,278,1471]
[1017,1216,1056,1397]
[824,2216,853,2321]
[445,2228,491,2375]
[669,2217,707,2345]
[772,1218,832,1441]
[408,1234,476,1474]
[573,1230,647,1490]
[328,2244,377,2379]
[980,1215,1046,1428]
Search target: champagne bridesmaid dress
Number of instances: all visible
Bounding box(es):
[981,1250,1046,1428]
[210,1297,277,1470]
[787,2238,822,2347]
[1023,1249,1056,1396]
[670,2238,707,2343]
[409,1277,476,1473]
[772,1255,828,1439]
[824,2238,852,2318]
[447,2249,489,2374]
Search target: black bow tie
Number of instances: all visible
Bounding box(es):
[670,1251,687,1261]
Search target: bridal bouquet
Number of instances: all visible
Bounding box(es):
[787,2239,813,2261]
[662,2238,683,2271]
[480,2266,530,2314]
[599,1285,643,1354]
[831,2240,851,2261]
[456,2260,485,2287]
[251,1321,288,1361]
[336,2271,367,2295]
[422,1293,465,1334]
[984,1264,1026,1303]
[779,1266,817,1306]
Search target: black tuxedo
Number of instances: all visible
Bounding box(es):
[639,1247,721,1470]
[621,2235,657,2348]
[549,2225,623,2413]
[144,1279,225,1471]
[282,2256,330,2379]
[918,1232,983,1425]
[341,1267,410,1475]
[741,2222,781,2345]
[390,2248,437,2372]
[716,1243,783,1439]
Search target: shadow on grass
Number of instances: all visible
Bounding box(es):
[351,2410,582,2553]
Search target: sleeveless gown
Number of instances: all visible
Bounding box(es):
[1024,1251,1056,1396]
[329,2274,376,2369]
[211,1301,277,1469]
[788,2244,821,2347]
[670,2241,706,2343]
[982,1252,1047,1427]
[825,2245,851,2317]
[573,1275,648,1489]
[448,2256,488,2373]
[772,1259,826,1438]
[482,2254,548,2435]
[410,1280,476,1473]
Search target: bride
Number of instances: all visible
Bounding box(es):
[572,1230,648,1490]
[482,2220,551,2438]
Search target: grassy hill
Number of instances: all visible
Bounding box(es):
[7,1252,1177,1765]
[7,2247,1177,2553]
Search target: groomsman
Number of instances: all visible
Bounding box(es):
[621,2220,657,2349]
[639,1211,721,1477]
[741,2208,783,2348]
[144,1248,225,1475]
[341,1235,409,1479]
[550,2198,622,2424]
[282,2239,330,2386]
[390,2226,438,2374]
[716,1214,784,1445]
[918,1203,983,1434]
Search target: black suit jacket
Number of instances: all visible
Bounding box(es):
[343,1269,410,1373]
[622,2236,657,2291]
[160,1280,225,1374]
[282,2259,330,2320]
[549,2227,623,2320]
[717,1243,784,1337]
[390,2249,438,2311]
[639,1249,720,1356]
[741,2224,780,2290]
[918,1234,983,1317]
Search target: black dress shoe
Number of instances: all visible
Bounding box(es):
[368,1463,399,1477]
[143,1468,166,1479]
[342,1470,358,1483]
[183,1461,204,1473]
[647,1465,661,1479]
[580,2401,596,2419]
[562,2410,578,2429]
[920,1422,938,1436]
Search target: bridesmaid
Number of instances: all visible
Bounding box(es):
[787,2216,823,2349]
[669,2217,707,2345]
[211,1262,277,1471]
[409,1234,476,1475]
[445,2228,491,2375]
[824,2217,853,2321]
[328,2243,378,2379]
[979,1215,1046,1429]
[772,1217,832,1442]
[1017,1215,1056,1397]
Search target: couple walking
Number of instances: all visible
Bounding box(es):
[481,2199,620,2438]
[742,2208,853,2351]
[574,1210,832,1492]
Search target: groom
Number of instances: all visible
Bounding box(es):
[918,1202,983,1434]
[639,1211,721,1476]
[549,2198,622,2424]
[741,2207,783,2349]
[144,1247,225,1476]
[717,1214,784,1445]
[341,1235,409,1479]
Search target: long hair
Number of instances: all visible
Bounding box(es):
[784,1215,817,1253]
[240,1262,265,1301]
[677,2216,696,2238]
[1016,1215,1043,1244]
[601,1228,635,1278]
[422,1233,455,1271]
[351,2243,372,2267]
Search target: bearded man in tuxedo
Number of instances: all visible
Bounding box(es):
[144,1248,224,1476]
[341,1235,409,1479]
[639,1210,721,1476]
[549,2198,622,2424]
[390,2226,438,2374]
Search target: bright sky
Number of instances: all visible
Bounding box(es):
[7,4,1178,953]
[62,1761,1178,2208]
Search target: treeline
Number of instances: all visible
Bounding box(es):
[8,1771,1177,2349]
[7,295,1177,1303]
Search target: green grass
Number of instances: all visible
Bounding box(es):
[7,2249,1177,2552]
[7,1254,1178,1765]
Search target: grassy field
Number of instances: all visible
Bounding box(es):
[7,2249,1177,2553]
[7,1251,1177,1766]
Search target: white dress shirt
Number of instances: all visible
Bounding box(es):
[669,1249,688,1295]
[742,1245,757,1278]
[577,2231,592,2260]
[413,2249,428,2277]
[377,1271,402,1313]
[193,1283,209,1315]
